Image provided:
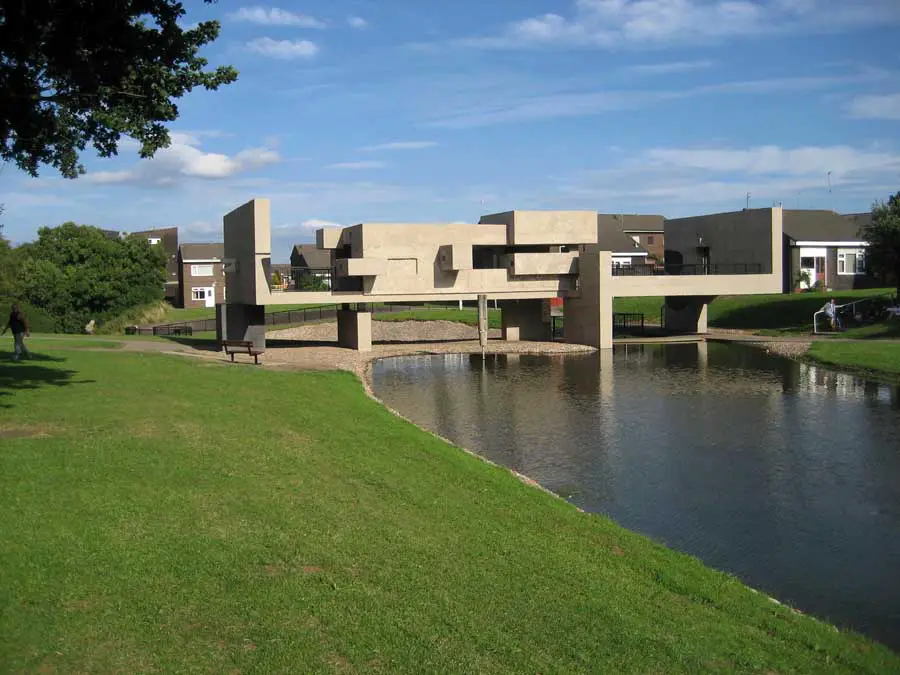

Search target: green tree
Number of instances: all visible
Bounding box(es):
[1,0,237,178]
[17,223,167,332]
[860,191,900,296]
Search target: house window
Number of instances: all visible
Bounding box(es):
[148,237,161,245]
[191,264,213,276]
[837,248,866,275]
[191,288,207,301]
[631,235,640,246]
[647,235,655,245]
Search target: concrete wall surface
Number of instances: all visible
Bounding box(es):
[500,299,550,341]
[665,208,781,275]
[223,199,271,306]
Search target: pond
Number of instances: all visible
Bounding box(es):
[371,343,900,650]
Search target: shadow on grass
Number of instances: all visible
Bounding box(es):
[0,352,92,409]
[710,293,891,330]
[157,336,220,352]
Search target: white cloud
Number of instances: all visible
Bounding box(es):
[81,135,280,186]
[326,161,387,170]
[422,71,880,128]
[464,0,900,50]
[228,7,325,28]
[246,37,319,59]
[642,145,900,177]
[846,93,900,120]
[360,141,438,151]
[622,60,714,76]
[348,16,368,29]
[555,144,900,213]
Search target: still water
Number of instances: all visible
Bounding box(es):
[371,343,900,649]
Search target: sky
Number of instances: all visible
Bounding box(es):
[1,0,899,261]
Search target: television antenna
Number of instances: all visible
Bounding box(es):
[746,192,751,209]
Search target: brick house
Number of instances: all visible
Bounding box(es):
[782,210,877,292]
[132,226,179,303]
[598,214,665,262]
[177,243,225,308]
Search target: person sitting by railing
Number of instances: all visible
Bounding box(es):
[823,298,842,331]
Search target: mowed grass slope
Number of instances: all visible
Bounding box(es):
[1,350,897,673]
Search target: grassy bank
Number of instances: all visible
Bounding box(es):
[0,348,896,673]
[807,341,900,381]
[708,289,893,331]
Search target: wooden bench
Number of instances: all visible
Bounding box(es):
[222,339,263,365]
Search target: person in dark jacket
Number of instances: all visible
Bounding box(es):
[2,303,31,361]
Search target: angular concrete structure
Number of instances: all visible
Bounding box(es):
[220,199,784,351]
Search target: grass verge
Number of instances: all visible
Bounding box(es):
[806,341,900,382]
[0,349,897,673]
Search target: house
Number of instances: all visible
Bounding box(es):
[177,243,225,308]
[290,243,334,290]
[593,224,650,268]
[597,214,665,262]
[132,227,179,303]
[781,210,876,292]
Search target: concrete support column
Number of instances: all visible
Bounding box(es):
[217,303,266,351]
[499,299,549,342]
[337,309,372,352]
[663,296,715,334]
[564,248,613,349]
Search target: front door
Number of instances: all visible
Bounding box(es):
[204,287,215,308]
[799,247,826,289]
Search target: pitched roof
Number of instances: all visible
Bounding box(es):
[782,210,865,242]
[597,213,665,233]
[179,243,224,261]
[596,229,648,254]
[292,244,332,268]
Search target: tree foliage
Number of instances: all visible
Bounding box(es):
[15,223,167,332]
[0,0,237,178]
[860,191,900,295]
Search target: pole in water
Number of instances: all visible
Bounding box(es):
[477,293,488,359]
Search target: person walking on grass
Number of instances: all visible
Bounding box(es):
[2,303,31,361]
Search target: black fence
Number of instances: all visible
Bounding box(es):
[145,302,462,336]
[612,262,763,276]
[613,312,646,335]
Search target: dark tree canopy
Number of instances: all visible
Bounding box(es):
[16,223,167,332]
[860,191,900,295]
[0,0,237,178]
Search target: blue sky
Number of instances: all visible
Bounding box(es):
[2,0,899,261]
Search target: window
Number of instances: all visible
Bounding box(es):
[837,248,866,275]
[647,235,655,245]
[191,288,207,301]
[630,235,640,246]
[191,264,213,276]
[148,237,161,245]
[800,256,815,268]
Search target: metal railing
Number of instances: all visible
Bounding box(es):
[613,312,646,335]
[274,267,334,292]
[146,302,460,336]
[612,262,763,276]
[813,295,895,334]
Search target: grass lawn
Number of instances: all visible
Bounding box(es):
[807,341,900,379]
[15,335,123,350]
[0,350,897,673]
[614,296,664,319]
[708,289,894,331]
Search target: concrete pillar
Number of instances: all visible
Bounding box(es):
[564,248,614,349]
[337,309,372,352]
[218,303,266,350]
[500,299,549,341]
[664,296,714,334]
